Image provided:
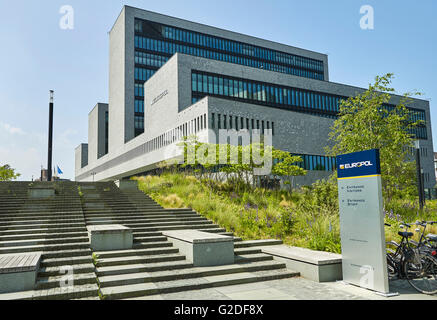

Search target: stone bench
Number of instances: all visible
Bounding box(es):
[261,245,342,282]
[162,230,234,267]
[0,252,42,293]
[87,224,133,251]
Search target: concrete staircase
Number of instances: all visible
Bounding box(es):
[0,181,298,300]
[0,182,98,300]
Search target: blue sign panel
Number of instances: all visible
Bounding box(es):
[336,149,381,179]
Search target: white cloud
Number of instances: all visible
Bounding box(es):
[1,122,25,135]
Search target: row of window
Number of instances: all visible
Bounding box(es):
[292,154,337,172]
[146,114,208,154]
[134,83,145,97]
[135,51,169,68]
[134,99,145,113]
[385,104,426,123]
[135,67,156,81]
[421,147,429,158]
[192,71,341,114]
[134,35,323,80]
[191,71,428,138]
[210,112,275,135]
[407,127,427,140]
[134,115,144,130]
[134,19,324,73]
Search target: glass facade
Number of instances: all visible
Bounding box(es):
[132,17,427,140]
[133,17,325,137]
[273,153,336,172]
[191,71,428,139]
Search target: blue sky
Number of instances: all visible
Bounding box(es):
[0,0,436,181]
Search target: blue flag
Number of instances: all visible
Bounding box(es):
[57,166,63,175]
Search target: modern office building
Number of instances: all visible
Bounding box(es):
[75,5,435,189]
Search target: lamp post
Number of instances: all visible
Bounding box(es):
[47,90,54,182]
[415,140,425,210]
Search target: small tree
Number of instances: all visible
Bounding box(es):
[272,149,307,192]
[326,73,422,201]
[0,164,20,181]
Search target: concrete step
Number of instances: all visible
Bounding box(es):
[234,239,283,248]
[101,268,298,300]
[234,253,274,263]
[0,236,89,248]
[0,214,84,221]
[38,263,95,277]
[0,227,87,236]
[85,216,207,223]
[0,231,88,242]
[196,228,227,233]
[96,260,193,277]
[0,219,85,226]
[41,255,93,267]
[133,241,174,250]
[94,247,179,259]
[85,220,212,227]
[41,248,92,259]
[0,283,100,300]
[36,273,97,290]
[0,208,82,214]
[84,212,199,219]
[133,236,168,243]
[0,242,90,254]
[99,260,287,288]
[234,247,263,255]
[97,253,186,267]
[131,231,163,238]
[118,224,221,232]
[0,222,86,231]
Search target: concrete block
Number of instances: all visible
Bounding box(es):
[87,224,133,251]
[117,180,139,191]
[262,245,342,282]
[163,230,234,267]
[29,187,55,198]
[0,253,42,293]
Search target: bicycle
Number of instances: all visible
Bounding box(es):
[402,221,437,295]
[385,221,437,295]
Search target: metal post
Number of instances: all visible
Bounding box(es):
[47,90,54,182]
[415,144,424,210]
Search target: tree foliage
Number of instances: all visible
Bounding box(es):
[326,73,422,201]
[176,136,306,191]
[0,164,20,181]
[271,149,306,191]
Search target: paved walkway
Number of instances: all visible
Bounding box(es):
[129,277,437,300]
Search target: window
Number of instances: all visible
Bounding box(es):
[190,71,424,138]
[214,76,219,95]
[192,73,197,92]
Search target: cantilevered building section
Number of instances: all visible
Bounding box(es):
[75,5,435,190]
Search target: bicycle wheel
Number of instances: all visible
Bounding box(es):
[386,241,400,279]
[404,249,437,295]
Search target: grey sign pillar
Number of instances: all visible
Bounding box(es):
[336,149,396,296]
